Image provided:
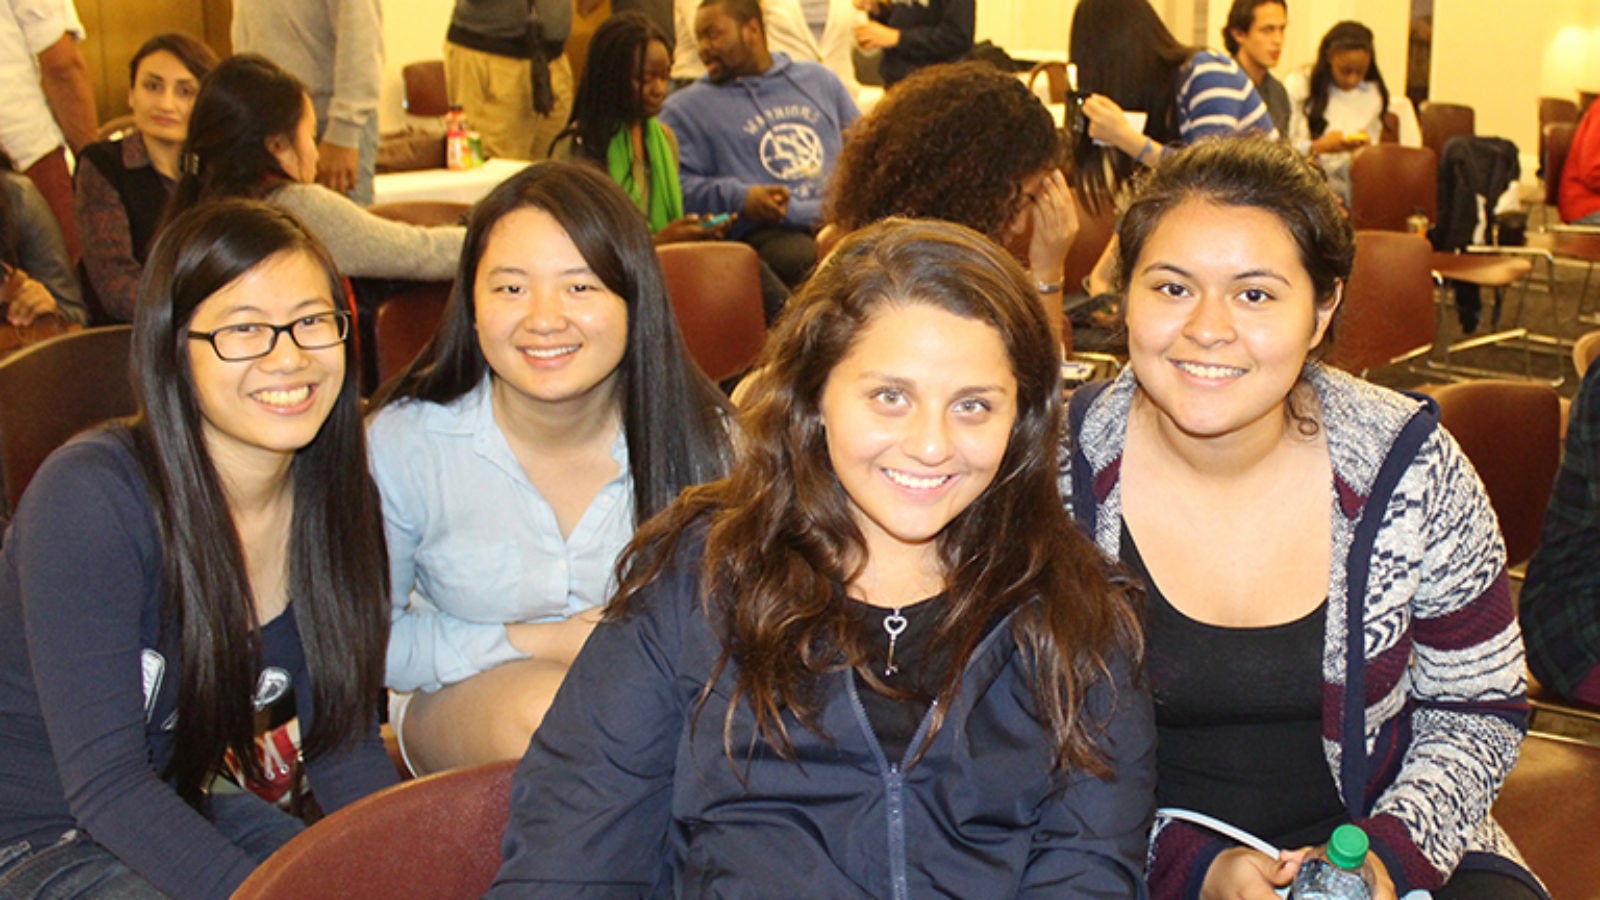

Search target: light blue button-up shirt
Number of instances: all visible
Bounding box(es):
[369,378,634,693]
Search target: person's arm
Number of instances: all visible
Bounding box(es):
[294,674,398,813]
[868,0,973,65]
[1018,654,1156,897]
[489,554,695,895]
[318,0,384,196]
[271,184,464,280]
[12,440,258,898]
[658,102,758,216]
[72,153,145,321]
[368,411,529,694]
[1352,429,1527,894]
[36,32,98,152]
[12,171,82,322]
[1521,367,1600,699]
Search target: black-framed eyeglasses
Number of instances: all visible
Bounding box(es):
[187,311,352,362]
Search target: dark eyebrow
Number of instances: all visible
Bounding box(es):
[1139,261,1292,285]
[857,373,1009,395]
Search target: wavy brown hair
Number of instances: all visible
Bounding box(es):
[825,61,1063,243]
[608,218,1141,776]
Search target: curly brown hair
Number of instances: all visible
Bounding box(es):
[608,218,1141,778]
[825,62,1064,243]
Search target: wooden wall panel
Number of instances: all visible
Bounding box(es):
[75,0,230,122]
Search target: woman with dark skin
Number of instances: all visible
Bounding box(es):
[552,11,731,245]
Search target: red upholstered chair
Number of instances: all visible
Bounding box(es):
[0,325,135,519]
[1491,734,1600,900]
[374,285,452,387]
[656,242,767,383]
[1348,144,1546,377]
[1424,380,1560,567]
[1326,230,1435,377]
[233,759,515,899]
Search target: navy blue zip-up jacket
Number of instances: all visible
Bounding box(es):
[491,532,1156,898]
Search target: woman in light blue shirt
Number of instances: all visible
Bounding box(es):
[368,161,732,775]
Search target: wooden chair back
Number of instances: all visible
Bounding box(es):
[1426,379,1561,567]
[0,326,136,518]
[1573,329,1600,378]
[402,61,449,118]
[1348,144,1437,232]
[656,242,767,383]
[233,759,515,899]
[367,201,469,228]
[1542,121,1575,208]
[1417,100,1475,161]
[1026,61,1067,104]
[1327,231,1435,376]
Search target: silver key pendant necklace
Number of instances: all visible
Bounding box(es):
[882,608,908,676]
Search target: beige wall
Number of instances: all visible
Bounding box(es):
[379,0,1600,181]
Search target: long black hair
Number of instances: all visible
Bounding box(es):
[1304,21,1389,140]
[130,198,389,806]
[1068,0,1195,213]
[552,11,670,162]
[371,160,732,523]
[165,53,307,222]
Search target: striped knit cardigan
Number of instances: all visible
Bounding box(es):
[1060,364,1543,898]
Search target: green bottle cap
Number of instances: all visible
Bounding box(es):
[1326,824,1370,870]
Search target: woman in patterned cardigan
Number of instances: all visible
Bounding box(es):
[1060,136,1543,899]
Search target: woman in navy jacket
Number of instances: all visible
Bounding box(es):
[492,218,1155,897]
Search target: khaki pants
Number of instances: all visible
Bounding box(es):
[444,42,573,161]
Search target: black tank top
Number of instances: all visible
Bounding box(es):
[1122,525,1348,848]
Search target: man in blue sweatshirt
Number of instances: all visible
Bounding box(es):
[661,0,858,287]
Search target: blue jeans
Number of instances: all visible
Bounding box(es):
[0,792,303,898]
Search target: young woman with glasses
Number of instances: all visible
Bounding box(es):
[0,199,395,899]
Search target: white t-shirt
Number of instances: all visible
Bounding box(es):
[0,0,85,169]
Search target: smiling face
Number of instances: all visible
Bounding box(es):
[1125,199,1337,449]
[819,303,1017,570]
[186,250,345,470]
[1329,47,1372,91]
[696,3,762,83]
[636,39,671,118]
[1233,1,1286,71]
[473,206,629,417]
[129,50,201,148]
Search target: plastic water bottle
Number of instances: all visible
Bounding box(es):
[1291,824,1378,899]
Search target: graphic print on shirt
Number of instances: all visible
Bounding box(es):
[139,648,291,728]
[141,648,165,722]
[253,668,291,710]
[743,105,826,193]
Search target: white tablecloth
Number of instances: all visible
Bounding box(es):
[372,158,532,206]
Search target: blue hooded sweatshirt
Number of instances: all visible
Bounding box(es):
[659,52,858,237]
